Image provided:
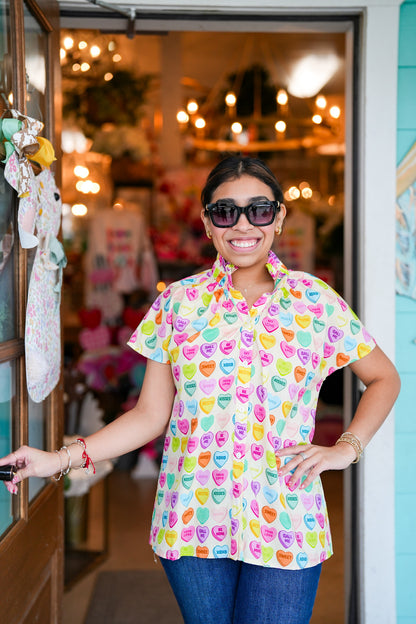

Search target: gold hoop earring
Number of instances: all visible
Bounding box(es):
[275,226,282,235]
[206,230,212,239]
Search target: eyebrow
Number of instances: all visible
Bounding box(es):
[214,195,271,203]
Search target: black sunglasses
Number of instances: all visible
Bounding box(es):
[205,199,280,228]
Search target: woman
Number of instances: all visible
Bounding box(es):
[1,156,400,623]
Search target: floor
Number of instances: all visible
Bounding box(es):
[63,468,344,624]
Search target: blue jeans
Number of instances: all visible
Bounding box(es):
[160,556,321,624]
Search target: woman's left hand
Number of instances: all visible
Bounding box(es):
[277,442,357,490]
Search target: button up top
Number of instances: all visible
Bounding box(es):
[128,251,376,570]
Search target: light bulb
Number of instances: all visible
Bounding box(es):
[231,122,243,134]
[225,92,237,107]
[177,110,189,123]
[315,95,327,109]
[71,204,88,216]
[90,45,101,58]
[63,36,74,50]
[275,120,286,133]
[329,105,341,119]
[187,100,198,114]
[195,117,206,129]
[276,89,288,105]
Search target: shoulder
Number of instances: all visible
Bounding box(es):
[282,269,352,311]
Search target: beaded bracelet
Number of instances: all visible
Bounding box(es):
[335,431,364,464]
[68,438,96,475]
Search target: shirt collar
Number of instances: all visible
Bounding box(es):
[210,250,289,291]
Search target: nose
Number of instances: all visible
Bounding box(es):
[233,212,252,230]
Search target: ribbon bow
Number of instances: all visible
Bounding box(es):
[1,109,52,198]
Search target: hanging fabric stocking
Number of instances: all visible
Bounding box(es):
[24,169,67,402]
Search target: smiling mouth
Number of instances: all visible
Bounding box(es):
[228,238,260,250]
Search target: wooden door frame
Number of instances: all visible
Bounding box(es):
[0,1,63,622]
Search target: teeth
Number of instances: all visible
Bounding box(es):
[230,239,257,248]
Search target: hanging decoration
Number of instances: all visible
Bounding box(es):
[1,109,56,197]
[1,107,66,402]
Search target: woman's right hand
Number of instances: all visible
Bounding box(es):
[0,446,61,494]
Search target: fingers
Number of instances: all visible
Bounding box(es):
[278,447,317,490]
[4,481,18,495]
[0,451,19,467]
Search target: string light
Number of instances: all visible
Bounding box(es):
[112,53,122,63]
[177,110,189,123]
[275,120,286,133]
[276,89,288,105]
[288,186,300,200]
[80,62,90,72]
[72,63,81,72]
[74,165,89,178]
[63,36,74,50]
[104,72,113,81]
[71,204,88,216]
[194,117,206,129]
[187,99,198,114]
[231,122,243,134]
[78,41,87,50]
[225,92,237,107]
[312,114,322,124]
[90,45,101,58]
[315,95,327,109]
[329,105,341,119]
[301,187,313,199]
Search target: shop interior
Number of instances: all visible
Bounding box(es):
[59,26,346,622]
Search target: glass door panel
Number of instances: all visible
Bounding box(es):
[24,4,47,123]
[24,3,49,501]
[0,359,16,536]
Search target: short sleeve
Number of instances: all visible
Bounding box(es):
[127,288,173,364]
[321,286,377,378]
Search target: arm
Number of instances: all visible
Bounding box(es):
[1,359,175,493]
[277,345,401,489]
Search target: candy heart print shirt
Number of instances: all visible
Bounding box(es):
[128,252,376,570]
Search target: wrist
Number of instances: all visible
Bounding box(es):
[335,431,364,463]
[335,440,359,464]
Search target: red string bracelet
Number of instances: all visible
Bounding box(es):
[75,438,96,474]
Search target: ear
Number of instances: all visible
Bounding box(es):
[276,203,287,229]
[201,208,209,229]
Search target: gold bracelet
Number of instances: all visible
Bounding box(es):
[335,431,364,464]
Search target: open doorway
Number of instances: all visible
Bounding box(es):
[59,20,354,623]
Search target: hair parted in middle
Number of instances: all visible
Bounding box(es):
[200,155,284,207]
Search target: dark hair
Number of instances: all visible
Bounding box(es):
[201,156,284,206]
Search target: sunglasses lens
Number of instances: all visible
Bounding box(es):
[210,202,238,227]
[248,202,276,225]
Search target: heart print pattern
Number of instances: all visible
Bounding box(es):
[128,251,376,570]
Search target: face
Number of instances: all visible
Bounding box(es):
[201,174,286,269]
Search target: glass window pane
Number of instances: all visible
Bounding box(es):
[24,6,47,123]
[0,179,15,342]
[0,360,16,536]
[24,5,48,502]
[28,397,47,501]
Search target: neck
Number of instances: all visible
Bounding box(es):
[232,263,273,292]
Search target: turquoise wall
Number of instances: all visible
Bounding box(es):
[396,2,416,622]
